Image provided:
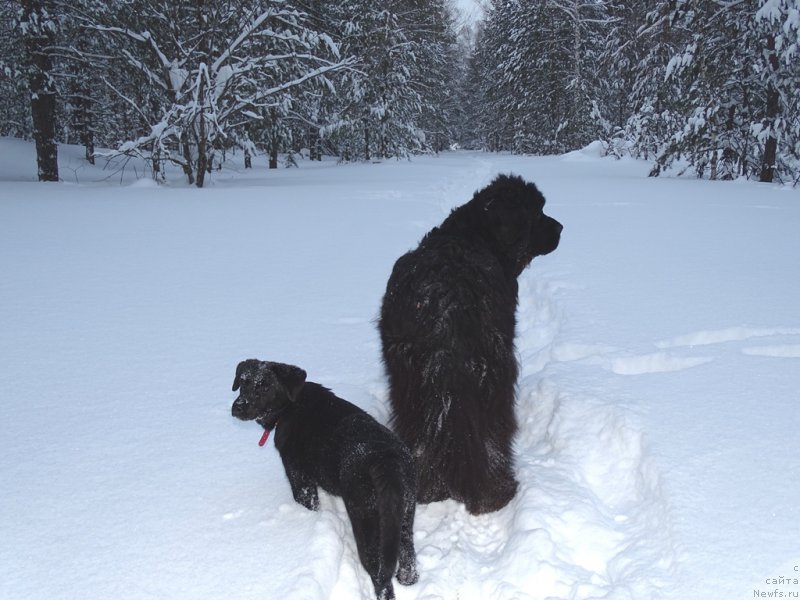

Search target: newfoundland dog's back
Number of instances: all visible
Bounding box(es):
[379,174,562,515]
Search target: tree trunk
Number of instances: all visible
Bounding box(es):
[70,90,95,164]
[759,35,780,183]
[309,128,321,161]
[571,1,582,147]
[194,1,209,188]
[181,133,195,185]
[21,0,59,182]
[196,120,207,187]
[83,117,95,165]
[31,86,59,181]
[364,122,370,162]
[710,143,718,181]
[196,89,208,187]
[151,143,162,182]
[268,107,278,169]
[71,38,94,165]
[269,147,278,169]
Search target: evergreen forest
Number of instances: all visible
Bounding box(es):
[2,0,798,186]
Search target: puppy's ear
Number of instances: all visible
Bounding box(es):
[274,363,307,400]
[232,361,247,392]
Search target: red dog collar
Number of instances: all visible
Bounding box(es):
[258,429,270,447]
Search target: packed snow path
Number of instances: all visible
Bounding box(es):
[1,140,798,599]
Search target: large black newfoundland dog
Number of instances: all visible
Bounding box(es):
[231,359,418,600]
[378,174,562,515]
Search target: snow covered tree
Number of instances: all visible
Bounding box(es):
[410,0,462,153]
[319,1,426,160]
[548,0,616,151]
[58,8,107,165]
[313,0,462,161]
[468,0,614,154]
[0,2,31,139]
[594,1,659,156]
[17,0,59,181]
[616,4,686,162]
[639,0,799,183]
[0,0,458,176]
[2,0,110,174]
[453,19,484,150]
[87,0,346,186]
[466,0,520,150]
[754,0,800,183]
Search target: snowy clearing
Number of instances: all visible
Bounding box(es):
[1,140,799,600]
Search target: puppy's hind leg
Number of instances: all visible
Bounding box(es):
[396,493,418,586]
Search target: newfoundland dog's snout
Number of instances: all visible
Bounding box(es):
[534,214,563,257]
[544,214,563,237]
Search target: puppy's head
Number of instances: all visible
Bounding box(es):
[231,359,307,431]
[475,174,563,275]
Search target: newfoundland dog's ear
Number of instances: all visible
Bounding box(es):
[272,363,307,401]
[483,196,531,253]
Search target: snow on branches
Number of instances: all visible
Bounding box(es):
[91,2,350,186]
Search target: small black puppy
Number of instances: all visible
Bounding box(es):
[231,359,418,600]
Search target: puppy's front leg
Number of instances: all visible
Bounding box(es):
[286,467,319,511]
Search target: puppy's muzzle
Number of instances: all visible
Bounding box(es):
[231,397,253,420]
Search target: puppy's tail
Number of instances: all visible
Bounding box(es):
[368,457,405,581]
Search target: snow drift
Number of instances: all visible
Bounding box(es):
[1,140,798,600]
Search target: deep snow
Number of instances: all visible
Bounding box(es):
[1,139,798,600]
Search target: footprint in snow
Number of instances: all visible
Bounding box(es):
[655,325,800,362]
[546,325,800,376]
[655,325,800,348]
[741,344,800,358]
[606,351,713,375]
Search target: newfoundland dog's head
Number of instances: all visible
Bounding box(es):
[441,174,562,277]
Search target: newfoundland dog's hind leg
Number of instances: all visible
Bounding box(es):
[455,429,519,515]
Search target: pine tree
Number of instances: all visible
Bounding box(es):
[0,1,31,140]
[595,1,658,156]
[345,1,426,160]
[410,0,462,153]
[467,0,535,151]
[316,0,461,161]
[639,0,799,183]
[454,19,484,150]
[467,0,614,154]
[754,0,800,183]
[622,4,686,162]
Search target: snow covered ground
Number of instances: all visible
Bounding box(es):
[1,139,798,600]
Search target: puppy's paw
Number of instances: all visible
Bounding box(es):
[376,586,395,600]
[396,563,418,586]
